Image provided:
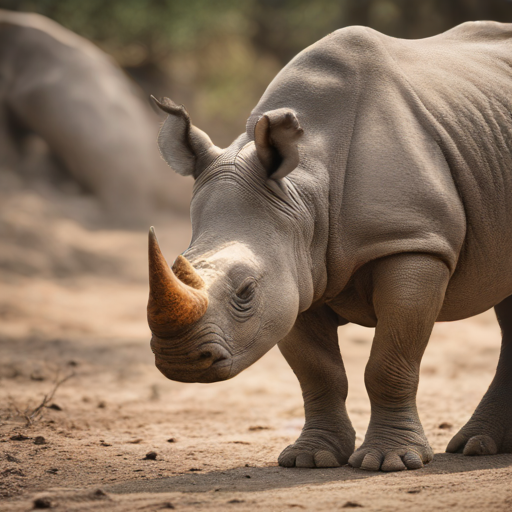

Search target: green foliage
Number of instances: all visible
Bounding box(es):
[9,0,510,67]
[3,0,512,143]
[3,0,248,64]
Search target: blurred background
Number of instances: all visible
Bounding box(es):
[0,2,510,504]
[1,0,512,277]
[3,0,512,147]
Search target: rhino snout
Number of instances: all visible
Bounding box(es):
[152,341,232,383]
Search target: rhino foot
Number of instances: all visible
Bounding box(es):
[278,427,355,468]
[446,420,512,455]
[348,426,433,472]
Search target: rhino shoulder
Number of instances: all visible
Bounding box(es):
[300,25,390,70]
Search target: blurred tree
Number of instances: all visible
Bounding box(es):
[1,0,246,65]
[7,0,511,69]
[249,0,350,65]
[250,0,512,65]
[2,0,512,144]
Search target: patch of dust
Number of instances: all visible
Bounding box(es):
[0,168,510,511]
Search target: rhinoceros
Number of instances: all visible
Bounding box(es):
[147,21,512,472]
[0,9,191,223]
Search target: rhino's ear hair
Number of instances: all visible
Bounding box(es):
[254,108,304,180]
[152,96,222,178]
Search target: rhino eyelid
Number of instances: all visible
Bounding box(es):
[235,279,256,300]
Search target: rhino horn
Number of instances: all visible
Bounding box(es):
[147,227,208,336]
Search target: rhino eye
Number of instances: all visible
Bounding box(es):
[235,279,256,301]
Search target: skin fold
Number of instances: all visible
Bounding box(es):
[148,22,512,471]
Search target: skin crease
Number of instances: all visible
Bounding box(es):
[149,21,512,472]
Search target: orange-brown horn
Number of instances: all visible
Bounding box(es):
[147,227,208,337]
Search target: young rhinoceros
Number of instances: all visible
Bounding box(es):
[147,21,512,472]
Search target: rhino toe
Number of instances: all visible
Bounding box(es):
[314,450,340,467]
[295,452,315,468]
[278,446,341,468]
[349,446,429,472]
[463,435,498,456]
[447,432,498,455]
[278,427,354,468]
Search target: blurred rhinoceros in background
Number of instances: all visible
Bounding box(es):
[0,9,192,224]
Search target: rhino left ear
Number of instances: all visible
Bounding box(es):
[152,96,222,178]
[254,108,304,180]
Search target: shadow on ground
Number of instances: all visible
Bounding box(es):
[106,453,512,494]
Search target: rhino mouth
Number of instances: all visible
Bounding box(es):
[152,340,233,383]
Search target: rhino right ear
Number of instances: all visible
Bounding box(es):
[152,96,222,178]
[254,108,303,180]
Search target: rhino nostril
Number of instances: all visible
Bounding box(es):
[195,345,229,366]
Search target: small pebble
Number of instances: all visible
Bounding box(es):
[34,436,46,445]
[93,489,108,498]
[33,497,52,509]
[144,451,158,460]
[47,404,62,411]
[342,502,363,508]
[245,474,251,478]
[98,401,107,408]
[439,422,453,429]
[228,499,244,504]
[167,438,176,443]
[162,504,175,510]
[189,468,202,472]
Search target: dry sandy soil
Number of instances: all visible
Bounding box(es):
[1,177,511,512]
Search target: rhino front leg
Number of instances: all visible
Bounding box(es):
[447,294,512,455]
[348,253,450,472]
[277,305,356,468]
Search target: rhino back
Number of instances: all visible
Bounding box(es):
[378,21,512,318]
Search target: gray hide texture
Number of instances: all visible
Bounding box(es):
[151,22,512,472]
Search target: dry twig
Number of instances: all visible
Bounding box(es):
[24,372,75,426]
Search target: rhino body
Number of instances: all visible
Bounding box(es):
[0,10,191,222]
[148,22,512,471]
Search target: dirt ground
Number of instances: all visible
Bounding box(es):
[1,177,511,511]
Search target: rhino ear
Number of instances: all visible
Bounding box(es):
[254,108,304,180]
[152,96,222,178]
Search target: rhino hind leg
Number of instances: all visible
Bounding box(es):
[447,294,512,455]
[277,306,355,468]
[348,253,450,472]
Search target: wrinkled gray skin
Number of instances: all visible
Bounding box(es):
[0,10,190,223]
[150,22,512,472]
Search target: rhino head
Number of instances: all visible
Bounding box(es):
[147,97,319,383]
